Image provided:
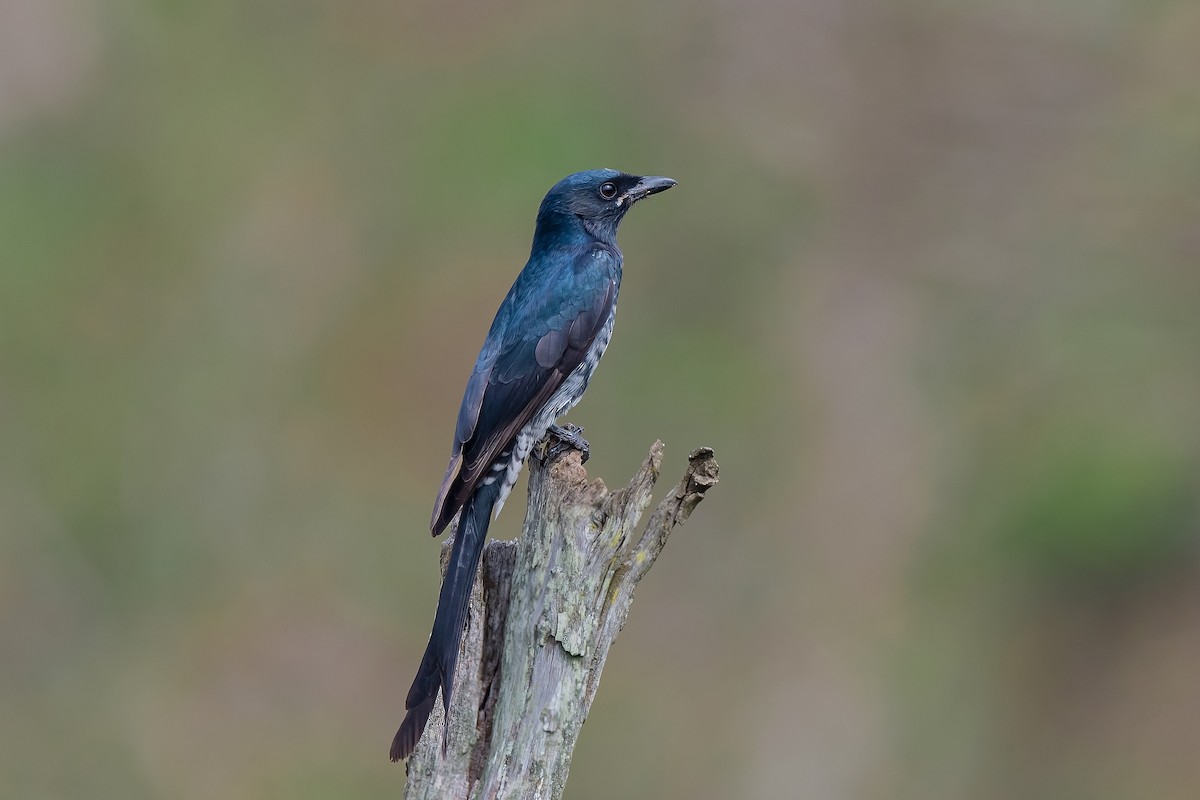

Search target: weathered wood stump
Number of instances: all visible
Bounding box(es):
[403,440,719,800]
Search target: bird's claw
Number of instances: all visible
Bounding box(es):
[542,423,590,464]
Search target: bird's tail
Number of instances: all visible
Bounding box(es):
[390,481,500,762]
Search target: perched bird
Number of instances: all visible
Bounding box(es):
[390,169,676,761]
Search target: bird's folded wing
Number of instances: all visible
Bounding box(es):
[430,274,615,535]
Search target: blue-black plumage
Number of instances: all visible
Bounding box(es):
[391,169,675,762]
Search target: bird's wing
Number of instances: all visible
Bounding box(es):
[430,255,617,535]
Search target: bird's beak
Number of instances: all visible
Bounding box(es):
[621,176,677,205]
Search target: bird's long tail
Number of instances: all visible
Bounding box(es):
[390,481,500,762]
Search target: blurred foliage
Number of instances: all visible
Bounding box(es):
[996,434,1194,585]
[2,1,1199,799]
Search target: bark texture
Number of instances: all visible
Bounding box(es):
[403,440,719,800]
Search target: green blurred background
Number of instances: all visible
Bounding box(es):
[3,1,1199,798]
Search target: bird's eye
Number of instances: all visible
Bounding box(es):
[598,182,618,200]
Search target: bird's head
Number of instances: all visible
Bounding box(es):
[534,169,676,245]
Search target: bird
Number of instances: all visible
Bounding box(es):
[390,169,676,762]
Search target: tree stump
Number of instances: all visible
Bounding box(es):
[403,440,719,800]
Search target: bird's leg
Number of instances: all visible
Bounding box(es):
[541,423,590,464]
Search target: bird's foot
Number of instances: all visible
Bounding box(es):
[541,423,590,464]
